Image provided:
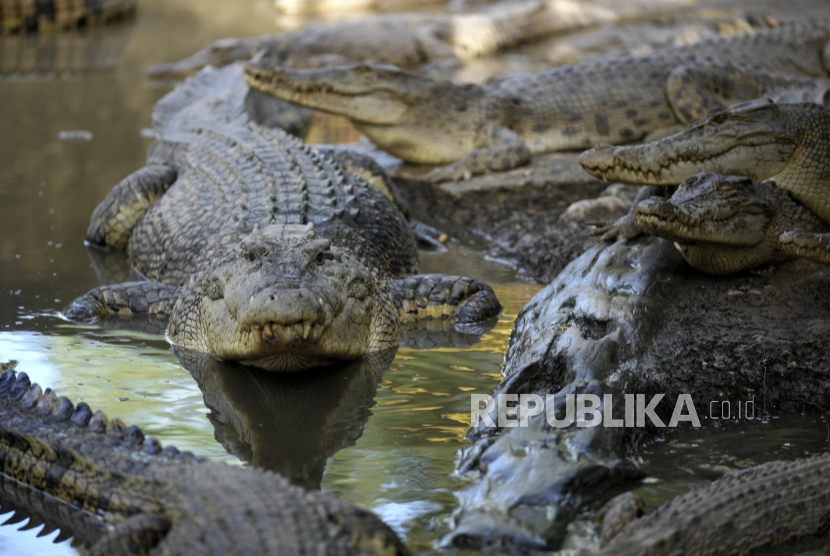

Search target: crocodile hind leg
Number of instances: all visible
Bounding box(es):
[425,126,531,182]
[63,281,180,322]
[86,165,178,250]
[779,230,830,265]
[88,513,171,556]
[387,274,502,326]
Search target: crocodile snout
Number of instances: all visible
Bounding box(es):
[238,287,332,345]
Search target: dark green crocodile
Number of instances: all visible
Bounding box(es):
[245,19,830,181]
[634,173,830,274]
[579,100,830,240]
[0,0,136,33]
[588,454,830,556]
[62,63,502,372]
[0,365,410,555]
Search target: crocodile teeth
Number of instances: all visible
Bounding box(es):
[253,325,264,344]
[303,322,312,340]
[263,323,274,339]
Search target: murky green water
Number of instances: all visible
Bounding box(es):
[2,1,830,555]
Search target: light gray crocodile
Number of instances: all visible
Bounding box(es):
[147,0,650,80]
[245,19,830,181]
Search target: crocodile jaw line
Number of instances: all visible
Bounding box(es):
[245,68,410,123]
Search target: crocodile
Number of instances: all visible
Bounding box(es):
[579,100,830,239]
[62,63,502,372]
[585,454,830,556]
[147,0,684,81]
[245,19,830,181]
[0,0,136,33]
[0,365,410,555]
[634,173,830,274]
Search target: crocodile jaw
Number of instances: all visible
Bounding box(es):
[245,63,412,124]
[580,137,793,186]
[636,175,771,246]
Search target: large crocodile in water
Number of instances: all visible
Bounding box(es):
[580,100,830,240]
[634,173,830,274]
[245,19,830,181]
[0,0,136,33]
[62,63,502,372]
[0,365,410,555]
[146,0,692,81]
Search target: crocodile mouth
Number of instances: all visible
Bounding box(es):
[636,198,769,245]
[580,138,781,185]
[244,64,412,122]
[240,301,333,349]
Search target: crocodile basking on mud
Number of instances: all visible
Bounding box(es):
[587,454,830,556]
[62,63,501,372]
[580,100,830,241]
[633,173,830,274]
[0,0,136,33]
[246,19,830,181]
[148,0,689,80]
[0,365,410,555]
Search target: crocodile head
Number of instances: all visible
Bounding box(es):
[636,173,778,274]
[579,99,811,185]
[147,36,284,81]
[244,59,441,124]
[168,225,394,372]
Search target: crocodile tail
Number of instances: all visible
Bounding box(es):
[0,0,136,33]
[0,368,195,461]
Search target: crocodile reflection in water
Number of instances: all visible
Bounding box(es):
[175,346,398,490]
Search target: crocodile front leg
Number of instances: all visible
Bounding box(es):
[63,281,180,323]
[779,230,830,265]
[86,165,178,250]
[593,185,668,241]
[426,126,531,182]
[387,274,502,326]
[88,513,171,556]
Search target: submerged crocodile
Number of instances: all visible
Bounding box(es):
[0,366,410,555]
[147,0,684,80]
[579,100,830,240]
[245,19,830,181]
[634,173,830,274]
[587,454,830,556]
[0,0,136,33]
[63,63,502,372]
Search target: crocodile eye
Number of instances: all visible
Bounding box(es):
[315,251,334,265]
[711,113,729,124]
[717,184,735,192]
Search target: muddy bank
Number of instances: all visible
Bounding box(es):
[439,236,830,552]
[395,153,622,282]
